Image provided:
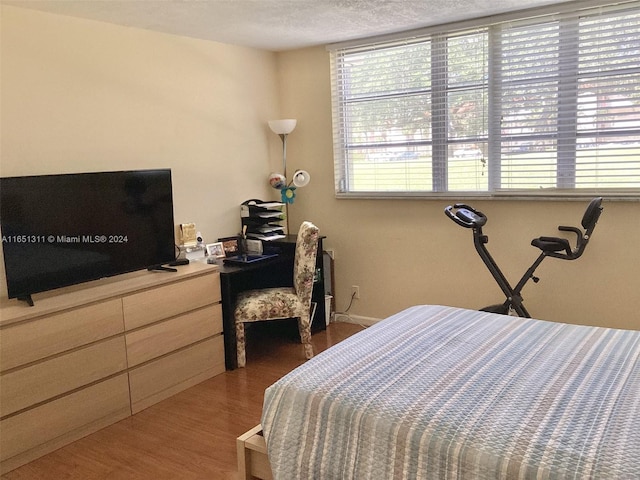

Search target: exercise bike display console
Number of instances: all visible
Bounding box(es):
[445,206,487,228]
[444,198,603,318]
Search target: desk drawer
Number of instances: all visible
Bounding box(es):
[0,299,124,372]
[123,273,221,330]
[125,304,222,367]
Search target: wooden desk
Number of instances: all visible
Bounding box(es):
[218,235,326,370]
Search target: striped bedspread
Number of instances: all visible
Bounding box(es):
[261,305,640,479]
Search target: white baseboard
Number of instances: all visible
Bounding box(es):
[333,314,381,327]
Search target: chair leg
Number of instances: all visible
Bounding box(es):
[297,314,314,360]
[236,320,247,368]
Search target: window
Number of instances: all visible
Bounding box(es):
[329,1,640,198]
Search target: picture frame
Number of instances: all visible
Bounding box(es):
[205,242,225,258]
[218,236,240,258]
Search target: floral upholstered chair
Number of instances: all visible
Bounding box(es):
[234,221,320,368]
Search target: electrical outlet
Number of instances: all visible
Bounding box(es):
[351,285,360,299]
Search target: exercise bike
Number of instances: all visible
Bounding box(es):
[444,197,603,318]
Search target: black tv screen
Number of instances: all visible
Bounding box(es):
[1,169,176,303]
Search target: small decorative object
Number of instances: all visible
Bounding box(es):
[185,246,205,261]
[179,223,197,247]
[281,186,296,203]
[218,236,240,258]
[206,242,225,258]
[269,172,286,189]
[244,239,263,255]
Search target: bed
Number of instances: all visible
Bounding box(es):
[258,305,640,479]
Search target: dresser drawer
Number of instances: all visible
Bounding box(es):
[122,272,221,330]
[0,374,130,464]
[0,299,124,372]
[129,336,225,414]
[0,336,127,418]
[125,304,222,367]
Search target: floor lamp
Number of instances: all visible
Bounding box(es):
[268,119,310,234]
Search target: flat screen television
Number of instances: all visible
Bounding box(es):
[1,169,176,305]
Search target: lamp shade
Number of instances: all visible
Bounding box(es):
[291,169,311,188]
[268,119,297,135]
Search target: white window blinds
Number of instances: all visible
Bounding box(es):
[330,1,640,198]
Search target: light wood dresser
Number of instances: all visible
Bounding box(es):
[0,262,224,474]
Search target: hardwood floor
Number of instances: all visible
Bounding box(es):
[2,321,365,480]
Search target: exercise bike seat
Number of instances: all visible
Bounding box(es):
[531,236,571,255]
[530,197,603,260]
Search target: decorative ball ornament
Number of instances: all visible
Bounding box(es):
[269,172,286,189]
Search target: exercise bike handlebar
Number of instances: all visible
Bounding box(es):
[444,203,487,228]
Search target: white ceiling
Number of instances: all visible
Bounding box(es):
[2,0,569,51]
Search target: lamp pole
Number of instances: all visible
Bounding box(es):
[279,133,288,180]
[268,119,297,235]
[279,133,290,233]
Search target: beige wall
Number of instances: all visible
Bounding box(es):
[278,46,640,331]
[1,7,638,330]
[0,6,283,295]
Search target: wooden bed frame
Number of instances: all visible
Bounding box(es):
[237,424,272,480]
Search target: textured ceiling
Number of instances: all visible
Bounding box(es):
[2,0,568,51]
